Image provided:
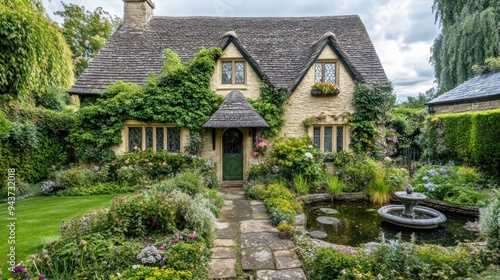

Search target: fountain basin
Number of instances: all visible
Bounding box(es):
[378,205,447,229]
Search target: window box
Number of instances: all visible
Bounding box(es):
[311,82,340,96]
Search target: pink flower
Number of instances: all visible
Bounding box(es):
[188,232,197,239]
[160,243,167,250]
[253,151,259,157]
[257,142,266,148]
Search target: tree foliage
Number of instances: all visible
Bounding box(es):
[0,0,73,100]
[398,88,437,109]
[55,1,121,78]
[432,0,500,94]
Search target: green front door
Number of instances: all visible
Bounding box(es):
[223,128,243,181]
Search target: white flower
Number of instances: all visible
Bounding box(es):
[132,264,138,270]
[305,152,313,159]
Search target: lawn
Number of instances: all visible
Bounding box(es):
[0,194,118,276]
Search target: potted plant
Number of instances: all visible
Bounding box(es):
[311,82,340,96]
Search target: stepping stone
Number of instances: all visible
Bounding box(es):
[222,205,233,211]
[216,222,232,230]
[241,220,278,233]
[256,268,307,280]
[309,230,328,239]
[222,193,245,200]
[320,208,338,214]
[241,233,295,250]
[208,258,236,279]
[219,210,252,222]
[215,228,238,239]
[223,200,233,206]
[242,247,274,270]
[213,239,236,247]
[317,216,340,225]
[211,247,237,259]
[274,250,303,269]
[250,200,264,205]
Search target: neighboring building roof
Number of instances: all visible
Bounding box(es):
[427,71,500,106]
[203,91,269,128]
[69,16,388,95]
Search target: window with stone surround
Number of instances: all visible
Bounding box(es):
[221,60,246,85]
[312,125,345,153]
[127,126,180,153]
[314,61,337,84]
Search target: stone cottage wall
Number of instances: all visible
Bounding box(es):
[432,99,500,114]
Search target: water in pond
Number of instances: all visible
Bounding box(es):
[305,202,479,247]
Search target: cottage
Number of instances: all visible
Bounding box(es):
[427,71,500,114]
[69,0,388,183]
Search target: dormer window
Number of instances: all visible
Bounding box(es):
[222,60,245,85]
[315,61,337,84]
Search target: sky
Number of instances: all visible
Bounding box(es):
[42,0,441,101]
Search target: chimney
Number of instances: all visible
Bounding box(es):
[123,0,155,30]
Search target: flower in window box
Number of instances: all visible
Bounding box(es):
[311,82,340,96]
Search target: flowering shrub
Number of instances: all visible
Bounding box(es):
[411,164,487,206]
[253,137,268,157]
[480,193,500,250]
[311,82,340,95]
[375,127,399,158]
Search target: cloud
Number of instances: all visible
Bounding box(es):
[42,0,440,99]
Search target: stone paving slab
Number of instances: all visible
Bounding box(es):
[256,268,308,280]
[216,222,233,230]
[222,193,246,200]
[213,239,237,247]
[241,220,279,233]
[252,212,271,220]
[208,258,237,279]
[219,210,253,222]
[251,205,268,213]
[211,247,237,259]
[215,228,238,239]
[242,247,275,270]
[274,250,303,269]
[250,200,264,205]
[241,233,295,250]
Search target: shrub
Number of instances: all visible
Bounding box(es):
[111,266,192,280]
[35,86,71,111]
[307,247,372,280]
[326,176,344,198]
[0,110,11,138]
[480,192,500,251]
[293,173,309,196]
[154,171,204,196]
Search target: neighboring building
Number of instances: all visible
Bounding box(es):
[427,71,500,115]
[69,0,388,183]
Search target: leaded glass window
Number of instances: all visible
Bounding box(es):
[222,62,232,84]
[156,127,164,151]
[167,127,180,153]
[315,63,322,83]
[146,127,153,149]
[324,127,333,153]
[325,63,336,84]
[313,127,321,149]
[337,126,344,152]
[235,62,245,84]
[315,62,337,84]
[128,127,142,151]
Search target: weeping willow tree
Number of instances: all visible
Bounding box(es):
[0,0,74,101]
[431,0,500,94]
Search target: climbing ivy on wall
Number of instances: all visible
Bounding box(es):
[70,47,224,163]
[250,82,290,138]
[350,83,394,154]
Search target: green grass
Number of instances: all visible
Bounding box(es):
[0,194,118,276]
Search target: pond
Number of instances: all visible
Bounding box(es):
[305,201,479,247]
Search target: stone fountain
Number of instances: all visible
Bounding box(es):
[377,185,446,229]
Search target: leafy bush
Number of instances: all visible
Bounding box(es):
[307,247,372,279]
[35,86,71,111]
[326,176,344,198]
[480,192,500,251]
[411,164,488,206]
[333,152,377,192]
[0,110,11,138]
[112,266,193,280]
[154,171,203,196]
[294,173,309,196]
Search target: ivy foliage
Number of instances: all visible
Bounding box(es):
[420,109,500,176]
[432,0,500,94]
[0,0,74,100]
[249,83,290,138]
[350,83,394,153]
[71,48,224,162]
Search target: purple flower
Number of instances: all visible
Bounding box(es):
[188,232,197,239]
[39,276,46,280]
[428,169,438,177]
[160,243,167,250]
[439,167,447,175]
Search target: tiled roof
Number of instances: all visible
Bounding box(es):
[203,90,269,128]
[69,16,388,95]
[427,71,500,105]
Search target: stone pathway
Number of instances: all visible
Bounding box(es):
[208,187,308,280]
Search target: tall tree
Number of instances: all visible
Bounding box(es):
[398,88,437,109]
[0,0,73,101]
[55,2,121,78]
[431,0,500,94]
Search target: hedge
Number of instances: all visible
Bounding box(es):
[421,109,500,176]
